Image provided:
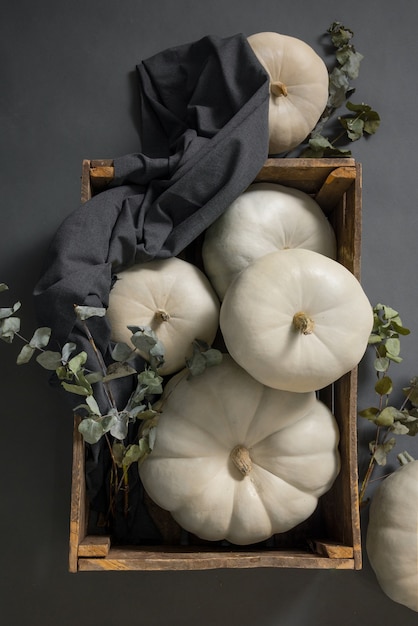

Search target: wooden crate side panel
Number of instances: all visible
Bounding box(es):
[255,158,356,194]
[80,160,92,204]
[77,547,356,572]
[330,163,362,279]
[319,370,362,569]
[69,416,88,573]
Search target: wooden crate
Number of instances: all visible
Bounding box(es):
[69,157,362,572]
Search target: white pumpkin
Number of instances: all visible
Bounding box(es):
[247,32,329,154]
[366,459,418,612]
[220,248,373,392]
[107,257,220,375]
[140,355,340,545]
[202,182,336,300]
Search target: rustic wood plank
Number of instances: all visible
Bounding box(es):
[90,166,115,187]
[78,535,111,558]
[314,166,356,214]
[255,158,356,194]
[90,159,114,167]
[77,547,356,572]
[69,415,87,573]
[312,541,354,559]
[80,159,92,204]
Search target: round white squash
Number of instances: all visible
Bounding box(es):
[247,32,329,154]
[366,459,418,612]
[107,257,220,375]
[202,182,337,300]
[220,248,373,392]
[140,355,340,545]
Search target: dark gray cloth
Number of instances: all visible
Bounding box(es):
[33,33,269,416]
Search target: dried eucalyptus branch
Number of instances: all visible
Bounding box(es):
[296,22,380,157]
[358,304,418,505]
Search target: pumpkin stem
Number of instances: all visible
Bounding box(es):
[271,80,288,97]
[293,311,315,335]
[230,445,252,477]
[155,309,170,322]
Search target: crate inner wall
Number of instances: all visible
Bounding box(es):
[70,158,362,571]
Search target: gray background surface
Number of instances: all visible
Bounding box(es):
[1,1,418,624]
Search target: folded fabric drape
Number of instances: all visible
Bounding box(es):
[34,33,270,416]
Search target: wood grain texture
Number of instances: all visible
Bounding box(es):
[77,547,356,572]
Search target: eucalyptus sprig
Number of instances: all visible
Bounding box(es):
[299,21,380,157]
[358,304,418,505]
[0,281,222,459]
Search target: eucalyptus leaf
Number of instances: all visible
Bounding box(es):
[372,438,396,466]
[337,48,363,79]
[375,406,397,426]
[0,283,9,293]
[374,357,389,373]
[110,412,129,441]
[78,418,105,445]
[16,344,35,365]
[36,350,63,370]
[68,351,87,375]
[405,420,418,436]
[203,348,223,367]
[112,441,126,466]
[387,354,403,364]
[359,406,379,419]
[403,378,418,406]
[136,437,151,465]
[368,334,382,345]
[375,376,393,396]
[378,304,399,319]
[186,342,222,377]
[130,329,159,356]
[74,305,106,321]
[136,408,158,420]
[391,321,410,336]
[391,422,409,435]
[128,404,147,418]
[328,22,354,47]
[339,116,364,141]
[29,326,51,349]
[100,411,119,435]
[61,381,90,396]
[85,371,103,384]
[385,337,401,357]
[187,350,206,376]
[0,316,20,342]
[103,361,137,382]
[74,370,93,395]
[111,342,135,362]
[137,368,163,394]
[86,394,101,416]
[122,444,143,467]
[0,301,21,320]
[61,342,77,363]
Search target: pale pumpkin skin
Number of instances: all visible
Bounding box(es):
[247,32,329,154]
[106,257,220,376]
[139,355,340,545]
[366,460,418,612]
[220,248,373,393]
[202,182,337,300]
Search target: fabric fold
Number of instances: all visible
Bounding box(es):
[34,32,270,416]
